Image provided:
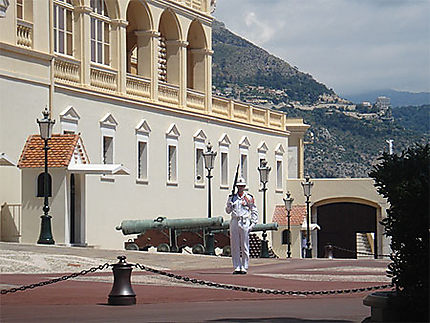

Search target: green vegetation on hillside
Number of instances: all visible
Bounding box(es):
[212,21,333,104]
[281,108,429,178]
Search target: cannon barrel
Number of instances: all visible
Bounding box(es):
[116,216,224,235]
[211,221,278,232]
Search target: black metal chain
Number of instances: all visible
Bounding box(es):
[0,263,111,295]
[332,245,391,258]
[134,263,393,296]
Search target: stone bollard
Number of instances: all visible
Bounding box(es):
[324,244,334,259]
[108,256,136,305]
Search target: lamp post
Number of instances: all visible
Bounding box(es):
[203,142,217,255]
[258,159,271,258]
[37,108,55,244]
[283,191,294,258]
[301,174,314,258]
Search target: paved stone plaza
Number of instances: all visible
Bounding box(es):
[0,242,392,322]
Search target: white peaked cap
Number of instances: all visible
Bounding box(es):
[236,177,247,186]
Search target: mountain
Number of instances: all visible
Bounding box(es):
[281,106,429,178]
[344,89,430,107]
[212,21,334,104]
[212,21,429,178]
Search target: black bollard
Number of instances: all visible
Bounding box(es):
[108,256,136,305]
[324,244,334,259]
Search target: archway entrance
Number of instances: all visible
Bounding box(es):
[317,202,377,258]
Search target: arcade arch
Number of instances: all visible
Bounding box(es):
[313,198,382,259]
[186,20,207,91]
[158,9,182,84]
[125,0,152,76]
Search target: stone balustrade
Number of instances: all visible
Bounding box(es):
[158,82,180,104]
[126,74,151,99]
[16,19,32,48]
[90,65,118,92]
[54,57,81,84]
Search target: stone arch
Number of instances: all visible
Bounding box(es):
[186,20,207,91]
[158,9,182,41]
[313,197,381,259]
[125,0,153,75]
[158,9,182,85]
[103,0,120,19]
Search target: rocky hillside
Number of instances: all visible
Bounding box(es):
[212,21,430,178]
[212,21,334,104]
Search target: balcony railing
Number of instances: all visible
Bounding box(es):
[126,74,151,99]
[212,96,230,117]
[51,60,286,132]
[158,82,179,104]
[212,95,285,131]
[90,65,118,92]
[172,0,208,12]
[16,19,33,48]
[54,56,81,84]
[186,89,205,111]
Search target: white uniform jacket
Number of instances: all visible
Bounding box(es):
[225,192,258,229]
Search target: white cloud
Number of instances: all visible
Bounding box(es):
[213,0,430,95]
[243,12,276,44]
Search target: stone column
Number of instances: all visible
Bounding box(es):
[135,30,159,101]
[75,5,92,86]
[166,40,188,107]
[111,19,128,94]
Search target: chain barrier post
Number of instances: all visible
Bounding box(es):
[108,256,136,305]
[324,244,333,259]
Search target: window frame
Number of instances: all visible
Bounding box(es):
[166,140,178,185]
[90,0,111,66]
[53,0,74,57]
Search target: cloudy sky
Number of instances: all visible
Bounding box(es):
[213,0,430,96]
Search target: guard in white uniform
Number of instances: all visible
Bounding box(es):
[225,178,258,274]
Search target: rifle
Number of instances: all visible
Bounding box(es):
[230,164,240,197]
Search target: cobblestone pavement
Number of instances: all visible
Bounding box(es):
[0,242,392,322]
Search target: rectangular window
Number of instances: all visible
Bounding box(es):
[138,141,148,180]
[276,160,283,190]
[17,0,23,19]
[54,1,74,56]
[195,148,204,184]
[221,152,228,186]
[90,1,110,66]
[168,145,177,182]
[103,136,113,164]
[240,153,248,184]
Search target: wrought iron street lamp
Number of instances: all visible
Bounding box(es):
[301,174,314,258]
[283,191,294,258]
[203,142,217,255]
[258,159,271,258]
[37,108,55,244]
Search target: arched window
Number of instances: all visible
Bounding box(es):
[37,173,52,197]
[53,0,74,56]
[282,229,290,245]
[90,0,111,65]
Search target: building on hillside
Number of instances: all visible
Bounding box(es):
[0,0,389,258]
[375,96,390,110]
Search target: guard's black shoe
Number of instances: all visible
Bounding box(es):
[240,270,247,275]
[233,270,241,275]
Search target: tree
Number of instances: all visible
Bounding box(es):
[369,144,429,322]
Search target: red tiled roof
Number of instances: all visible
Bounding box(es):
[272,205,306,226]
[18,134,88,168]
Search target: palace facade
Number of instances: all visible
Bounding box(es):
[0,0,389,258]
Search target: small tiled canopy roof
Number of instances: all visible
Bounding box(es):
[272,205,306,226]
[18,134,88,168]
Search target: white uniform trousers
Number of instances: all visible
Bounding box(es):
[230,217,250,271]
